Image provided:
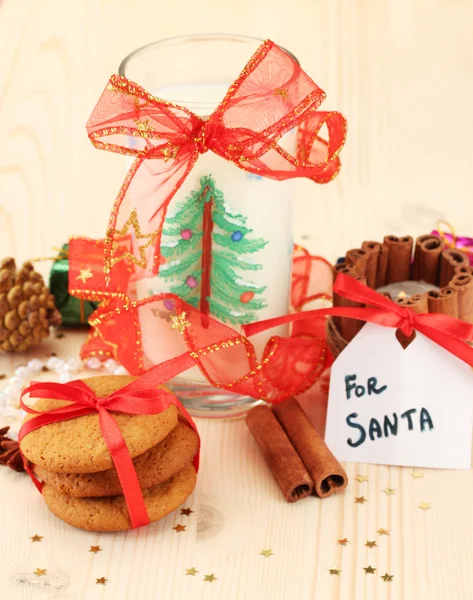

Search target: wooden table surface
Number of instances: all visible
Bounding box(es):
[1,1,473,599]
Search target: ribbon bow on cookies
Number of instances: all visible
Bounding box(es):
[19,352,199,529]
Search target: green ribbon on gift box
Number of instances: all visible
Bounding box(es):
[49,244,98,326]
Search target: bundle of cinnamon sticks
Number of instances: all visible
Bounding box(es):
[332,234,473,346]
[246,398,348,502]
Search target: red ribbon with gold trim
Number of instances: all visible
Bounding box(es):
[244,274,473,367]
[18,352,199,529]
[86,39,346,281]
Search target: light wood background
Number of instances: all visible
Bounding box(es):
[1,1,473,599]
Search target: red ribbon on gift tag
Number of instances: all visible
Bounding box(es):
[18,352,199,529]
[244,273,473,368]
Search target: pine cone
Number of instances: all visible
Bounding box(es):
[0,258,61,352]
[0,426,24,472]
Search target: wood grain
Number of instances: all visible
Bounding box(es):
[1,1,473,598]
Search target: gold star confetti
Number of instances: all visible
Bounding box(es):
[34,568,47,577]
[133,118,154,137]
[383,488,396,495]
[75,268,93,284]
[418,502,431,511]
[260,549,273,558]
[364,566,376,574]
[163,143,179,162]
[180,508,193,516]
[377,528,390,536]
[96,577,107,585]
[328,567,342,575]
[381,573,394,582]
[356,474,369,483]
[30,535,43,543]
[109,209,158,270]
[337,538,350,546]
[170,312,191,335]
[410,469,424,479]
[204,574,217,583]
[186,568,198,576]
[89,545,102,554]
[365,541,377,548]
[355,496,367,504]
[0,374,6,380]
[173,524,186,533]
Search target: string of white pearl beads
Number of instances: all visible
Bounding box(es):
[0,356,129,417]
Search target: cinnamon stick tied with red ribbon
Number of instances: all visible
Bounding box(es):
[333,274,367,343]
[451,273,473,322]
[246,406,314,502]
[272,398,348,498]
[412,235,444,284]
[396,293,428,314]
[427,287,459,318]
[361,241,381,289]
[384,235,413,284]
[332,262,356,281]
[346,248,368,278]
[439,249,469,287]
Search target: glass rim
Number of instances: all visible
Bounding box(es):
[118,33,299,106]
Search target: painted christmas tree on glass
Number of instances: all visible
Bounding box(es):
[160,175,267,325]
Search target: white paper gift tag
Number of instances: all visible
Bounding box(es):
[325,323,473,469]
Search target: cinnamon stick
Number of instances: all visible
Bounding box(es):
[376,243,389,288]
[412,235,443,284]
[326,316,348,360]
[273,398,348,499]
[455,265,473,277]
[361,241,381,289]
[439,249,469,287]
[411,235,429,280]
[332,262,357,282]
[450,273,473,323]
[427,286,459,318]
[346,248,368,278]
[396,293,429,314]
[246,406,314,502]
[383,235,413,284]
[333,274,366,343]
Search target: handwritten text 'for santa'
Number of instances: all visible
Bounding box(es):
[344,374,433,448]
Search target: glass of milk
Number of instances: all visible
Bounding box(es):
[119,34,297,417]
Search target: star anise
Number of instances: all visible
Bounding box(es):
[0,426,25,472]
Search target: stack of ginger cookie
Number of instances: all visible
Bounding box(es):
[19,375,199,532]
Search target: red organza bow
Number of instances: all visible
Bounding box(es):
[244,273,473,367]
[18,352,198,529]
[87,39,346,280]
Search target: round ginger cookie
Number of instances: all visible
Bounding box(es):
[42,464,197,531]
[34,421,199,497]
[20,375,178,473]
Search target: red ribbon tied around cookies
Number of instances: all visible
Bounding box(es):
[87,39,346,280]
[244,273,473,367]
[18,352,198,529]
